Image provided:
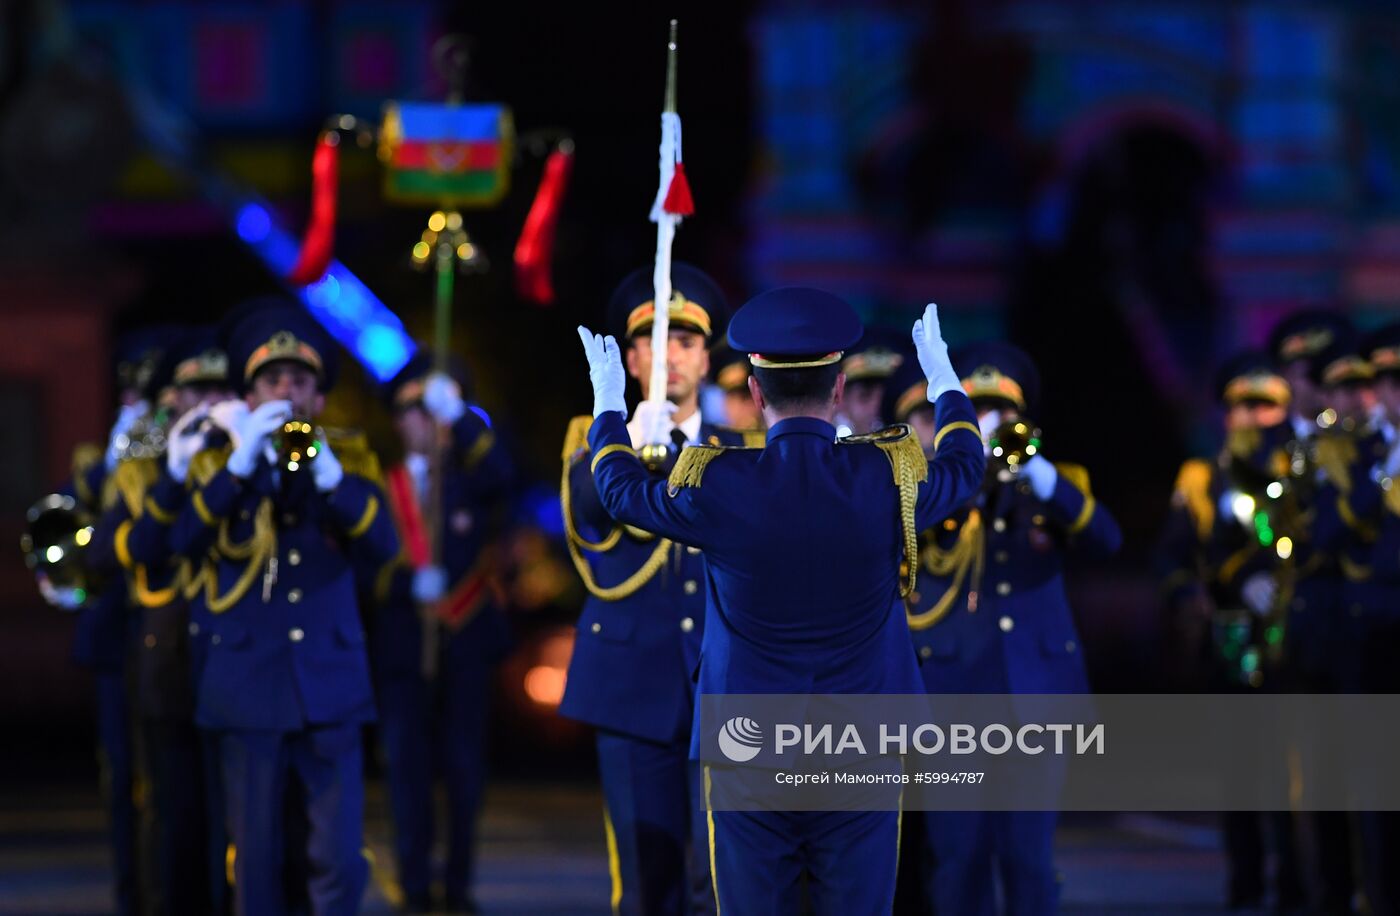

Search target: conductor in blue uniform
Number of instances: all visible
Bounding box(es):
[577,289,985,913]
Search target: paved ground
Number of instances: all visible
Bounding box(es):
[0,782,1289,915]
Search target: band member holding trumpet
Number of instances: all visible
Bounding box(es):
[1157,350,1306,910]
[372,353,514,914]
[170,303,398,916]
[83,328,236,915]
[888,341,1120,916]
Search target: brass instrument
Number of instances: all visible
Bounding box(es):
[274,419,320,473]
[110,407,170,463]
[21,494,96,611]
[987,417,1041,482]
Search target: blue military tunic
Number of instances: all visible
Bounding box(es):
[560,412,756,916]
[170,435,397,916]
[915,458,1119,916]
[587,392,985,914]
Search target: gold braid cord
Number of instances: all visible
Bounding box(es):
[205,500,276,613]
[668,445,726,492]
[1171,459,1215,542]
[845,426,929,598]
[559,415,668,601]
[907,511,984,630]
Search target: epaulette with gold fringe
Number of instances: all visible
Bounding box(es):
[562,415,594,463]
[841,424,929,597]
[1171,458,1215,542]
[703,424,767,449]
[324,428,383,487]
[70,442,103,507]
[111,457,161,518]
[189,445,231,489]
[668,443,759,493]
[1313,433,1358,494]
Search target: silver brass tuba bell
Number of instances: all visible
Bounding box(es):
[21,494,96,611]
[988,417,1042,481]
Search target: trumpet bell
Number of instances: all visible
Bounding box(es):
[989,418,1042,479]
[275,419,320,473]
[20,494,94,611]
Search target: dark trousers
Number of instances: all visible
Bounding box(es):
[219,724,367,916]
[1221,811,1304,906]
[596,730,714,915]
[95,671,139,916]
[378,663,491,908]
[924,810,1059,916]
[139,718,213,914]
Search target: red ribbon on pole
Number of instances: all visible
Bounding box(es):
[286,131,340,286]
[513,143,574,305]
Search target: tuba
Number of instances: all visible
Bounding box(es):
[987,416,1042,482]
[21,494,96,611]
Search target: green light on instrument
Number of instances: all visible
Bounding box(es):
[73,588,86,603]
[1265,625,1283,645]
[1254,512,1274,546]
[1241,649,1259,673]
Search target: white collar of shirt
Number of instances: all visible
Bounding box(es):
[627,409,703,448]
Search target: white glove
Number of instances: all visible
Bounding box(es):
[412,564,448,603]
[226,400,293,479]
[1241,572,1277,617]
[311,433,343,493]
[978,410,1002,456]
[1383,442,1400,480]
[633,398,679,446]
[104,400,150,471]
[207,399,250,451]
[577,327,628,418]
[166,405,210,483]
[1022,453,1059,501]
[423,372,466,424]
[911,303,961,401]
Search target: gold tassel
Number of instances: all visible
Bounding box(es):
[668,445,726,492]
[870,429,930,597]
[561,415,594,461]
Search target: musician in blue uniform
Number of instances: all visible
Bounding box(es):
[834,331,905,437]
[88,328,238,916]
[64,330,172,916]
[1156,351,1305,911]
[372,354,514,914]
[170,304,398,916]
[560,263,756,915]
[577,289,985,913]
[1265,311,1362,915]
[889,342,1120,916]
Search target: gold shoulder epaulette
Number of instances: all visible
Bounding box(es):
[1055,462,1091,497]
[1313,433,1358,493]
[71,442,102,478]
[669,442,757,492]
[112,457,160,517]
[189,445,231,489]
[324,427,382,486]
[562,415,594,463]
[1171,458,1214,541]
[705,424,768,448]
[842,425,929,597]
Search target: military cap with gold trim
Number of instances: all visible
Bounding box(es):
[1268,309,1353,367]
[222,297,338,394]
[1306,327,1372,388]
[1364,322,1400,379]
[1213,350,1290,407]
[382,348,472,411]
[951,341,1039,413]
[607,261,729,344]
[727,286,863,369]
[883,355,931,422]
[115,325,182,399]
[841,328,906,384]
[711,348,751,393]
[158,327,230,390]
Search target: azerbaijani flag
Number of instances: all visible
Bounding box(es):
[378,102,514,207]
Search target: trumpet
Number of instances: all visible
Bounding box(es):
[274,418,320,473]
[987,416,1042,481]
[110,408,170,463]
[20,494,96,611]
